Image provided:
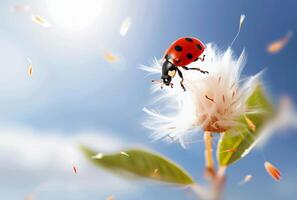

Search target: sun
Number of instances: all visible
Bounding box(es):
[46,0,105,31]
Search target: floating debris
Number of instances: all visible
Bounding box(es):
[264,161,281,181]
[103,51,118,63]
[72,165,78,174]
[120,17,132,37]
[106,195,114,200]
[239,174,252,185]
[32,15,51,28]
[27,58,33,76]
[267,31,293,54]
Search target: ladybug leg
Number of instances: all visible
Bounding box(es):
[177,68,186,92]
[200,54,206,62]
[194,55,205,62]
[181,66,209,74]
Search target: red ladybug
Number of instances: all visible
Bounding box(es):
[153,37,208,91]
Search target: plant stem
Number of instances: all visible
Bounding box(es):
[212,166,226,200]
[204,131,215,177]
[192,132,226,200]
[203,131,226,200]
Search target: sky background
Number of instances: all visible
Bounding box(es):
[0,0,297,199]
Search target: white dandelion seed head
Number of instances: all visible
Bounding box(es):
[142,44,262,146]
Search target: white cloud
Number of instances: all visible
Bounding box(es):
[0,126,133,199]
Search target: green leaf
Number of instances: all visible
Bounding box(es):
[217,85,274,166]
[81,146,194,185]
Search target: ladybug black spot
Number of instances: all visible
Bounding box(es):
[187,53,193,59]
[196,44,202,50]
[174,45,183,52]
[185,38,193,42]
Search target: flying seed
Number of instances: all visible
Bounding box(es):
[239,14,246,28]
[230,14,246,47]
[239,174,252,185]
[120,17,131,36]
[31,15,51,27]
[28,66,33,76]
[27,58,33,76]
[72,165,77,174]
[103,51,118,63]
[264,161,281,181]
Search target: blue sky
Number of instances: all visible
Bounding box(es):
[0,0,296,199]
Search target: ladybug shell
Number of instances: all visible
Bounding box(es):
[164,37,205,66]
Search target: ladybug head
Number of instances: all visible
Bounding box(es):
[162,75,172,86]
[161,59,176,86]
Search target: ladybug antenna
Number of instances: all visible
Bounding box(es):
[152,80,173,89]
[151,79,162,84]
[152,79,163,89]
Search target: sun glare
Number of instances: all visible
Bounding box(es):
[46,0,105,31]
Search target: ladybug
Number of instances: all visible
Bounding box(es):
[153,37,208,91]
